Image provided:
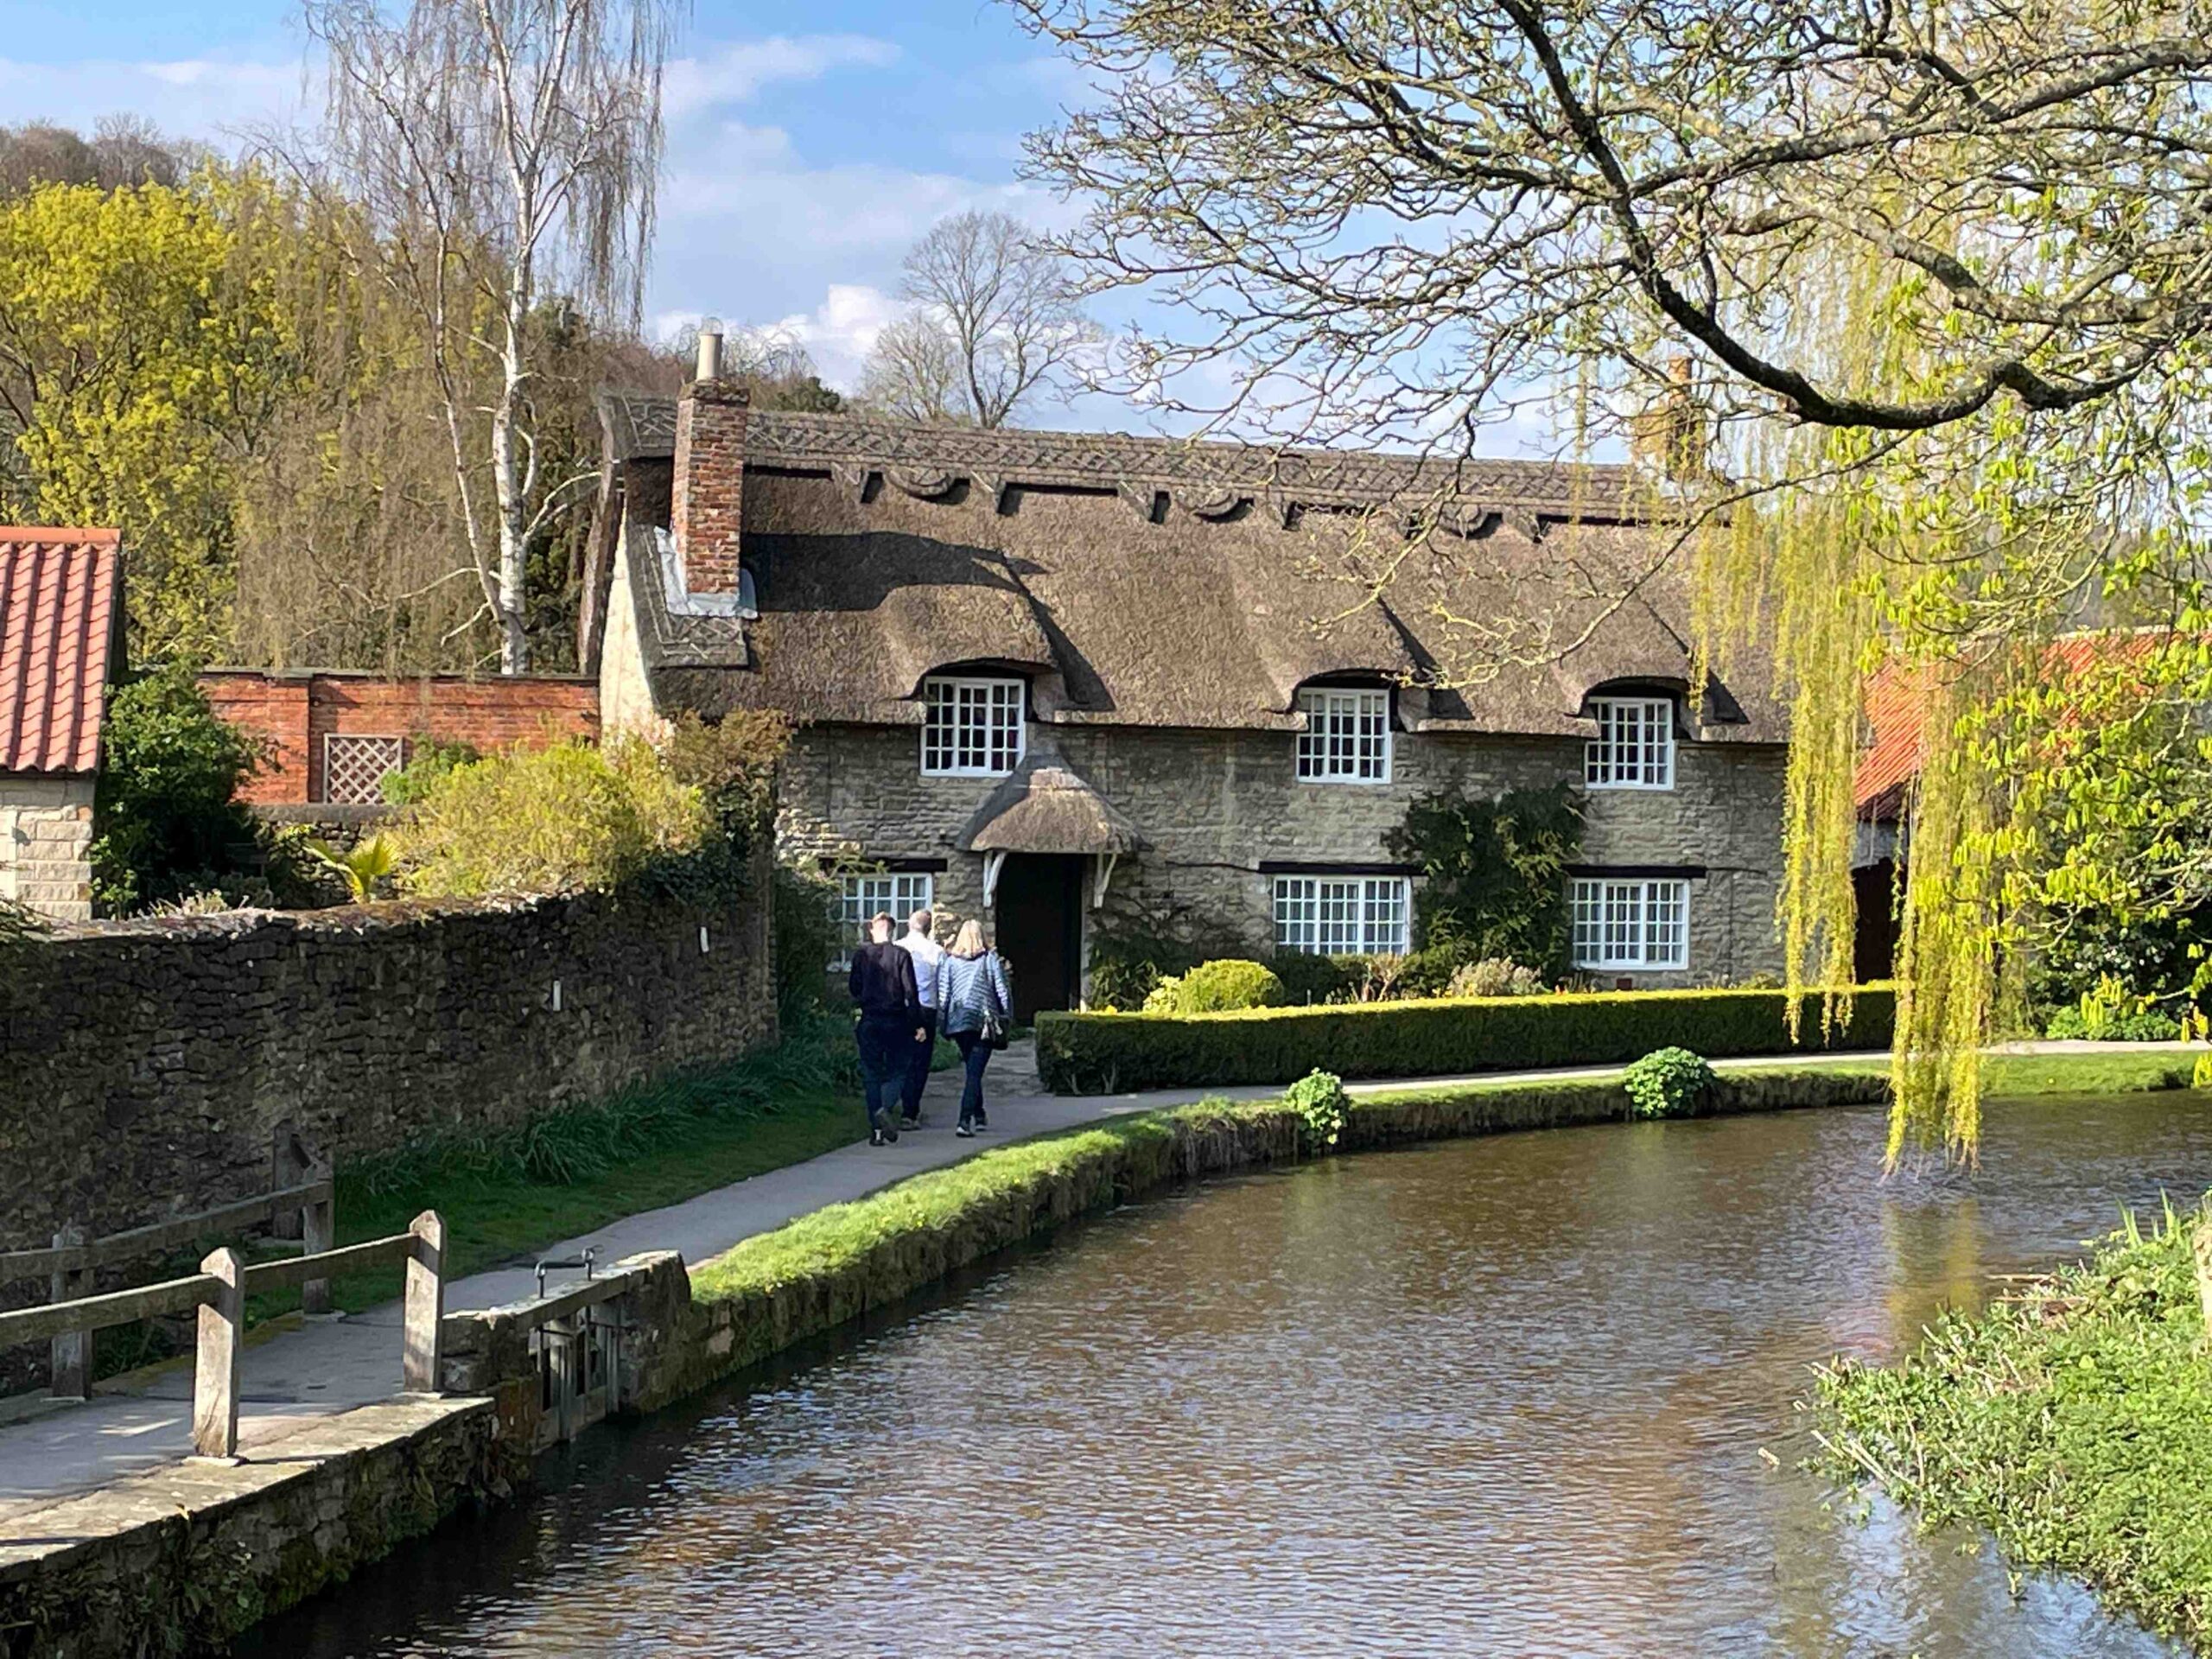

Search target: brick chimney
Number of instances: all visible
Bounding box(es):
[671,321,749,598]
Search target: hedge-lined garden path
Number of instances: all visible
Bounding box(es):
[0,1035,2185,1526]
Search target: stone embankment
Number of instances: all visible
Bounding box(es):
[2,1062,1893,1656]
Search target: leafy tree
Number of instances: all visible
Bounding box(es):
[90,664,270,913]
[0,175,301,658]
[1386,786,1582,976]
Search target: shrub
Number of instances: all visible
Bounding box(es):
[1447,957,1547,997]
[1623,1046,1716,1118]
[1285,1068,1350,1149]
[395,734,713,898]
[2045,1005,2183,1042]
[1143,957,1286,1014]
[661,709,790,843]
[1035,984,1896,1093]
[89,663,270,913]
[1090,924,1209,1010]
[378,735,480,806]
[1269,950,1353,1005]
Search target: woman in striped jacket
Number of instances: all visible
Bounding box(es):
[933,919,1014,1137]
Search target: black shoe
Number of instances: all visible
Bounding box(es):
[899,1115,922,1129]
[868,1128,884,1147]
[882,1125,899,1144]
[973,1116,988,1130]
[955,1123,976,1139]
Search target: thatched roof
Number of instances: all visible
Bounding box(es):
[608,406,1785,743]
[961,755,1147,855]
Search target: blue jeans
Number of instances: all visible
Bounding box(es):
[856,1016,910,1130]
[951,1028,994,1126]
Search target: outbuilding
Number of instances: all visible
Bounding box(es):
[0,526,121,922]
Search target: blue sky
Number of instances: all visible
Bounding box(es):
[0,3,1121,403]
[0,3,1567,449]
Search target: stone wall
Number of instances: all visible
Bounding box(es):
[0,861,775,1255]
[0,774,94,922]
[778,721,1787,990]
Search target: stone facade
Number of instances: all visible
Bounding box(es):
[0,774,94,922]
[779,719,1787,991]
[0,864,775,1261]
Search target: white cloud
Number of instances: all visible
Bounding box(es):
[663,35,899,119]
[0,53,305,142]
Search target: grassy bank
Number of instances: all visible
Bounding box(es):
[1817,1207,2212,1651]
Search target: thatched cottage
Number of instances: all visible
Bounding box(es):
[588,342,1789,1018]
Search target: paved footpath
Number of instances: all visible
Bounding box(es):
[0,1036,2193,1525]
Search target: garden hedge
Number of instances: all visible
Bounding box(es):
[1034,984,1896,1093]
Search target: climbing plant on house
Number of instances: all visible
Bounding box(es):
[1385,785,1582,976]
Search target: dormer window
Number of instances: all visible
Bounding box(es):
[921,676,1025,776]
[1586,696,1675,790]
[1296,686,1391,784]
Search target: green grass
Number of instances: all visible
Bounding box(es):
[690,1098,1257,1301]
[118,1016,853,1342]
[1817,1206,2212,1650]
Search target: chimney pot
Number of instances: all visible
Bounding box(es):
[696,318,723,383]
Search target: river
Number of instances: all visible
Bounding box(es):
[243,1089,2212,1657]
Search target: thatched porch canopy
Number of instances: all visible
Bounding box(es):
[960,758,1147,856]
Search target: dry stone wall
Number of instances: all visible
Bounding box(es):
[0,857,774,1255]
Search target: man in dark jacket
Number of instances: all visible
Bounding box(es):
[848,912,926,1146]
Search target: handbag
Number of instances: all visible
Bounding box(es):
[977,955,1011,1049]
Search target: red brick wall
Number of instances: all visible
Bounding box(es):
[200,671,600,804]
[671,378,748,594]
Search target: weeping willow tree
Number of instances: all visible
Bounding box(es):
[1010,0,2212,1160]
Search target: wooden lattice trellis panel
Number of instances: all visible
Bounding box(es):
[322,734,406,804]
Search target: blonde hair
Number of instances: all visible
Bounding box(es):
[950,918,988,959]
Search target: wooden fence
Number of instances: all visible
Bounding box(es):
[0,1212,446,1459]
[1,1162,335,1400]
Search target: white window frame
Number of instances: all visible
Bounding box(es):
[321,733,408,805]
[1272,874,1410,956]
[1570,877,1690,969]
[834,871,936,969]
[920,676,1026,777]
[1585,696,1676,790]
[1296,686,1392,784]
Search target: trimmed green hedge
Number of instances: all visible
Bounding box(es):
[1034,985,1896,1093]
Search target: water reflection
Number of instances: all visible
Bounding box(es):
[245,1090,2212,1657]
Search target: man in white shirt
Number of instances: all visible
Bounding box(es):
[896,908,946,1128]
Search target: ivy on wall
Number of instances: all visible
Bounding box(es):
[1384,784,1584,975]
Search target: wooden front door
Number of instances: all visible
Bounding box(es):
[994,854,1084,1022]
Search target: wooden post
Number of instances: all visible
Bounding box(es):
[193,1247,245,1459]
[47,1225,88,1401]
[403,1211,445,1394]
[302,1160,335,1318]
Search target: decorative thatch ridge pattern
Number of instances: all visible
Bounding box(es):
[605,402,1642,522]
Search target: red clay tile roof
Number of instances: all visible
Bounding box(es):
[1856,632,2165,820]
[0,527,122,774]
